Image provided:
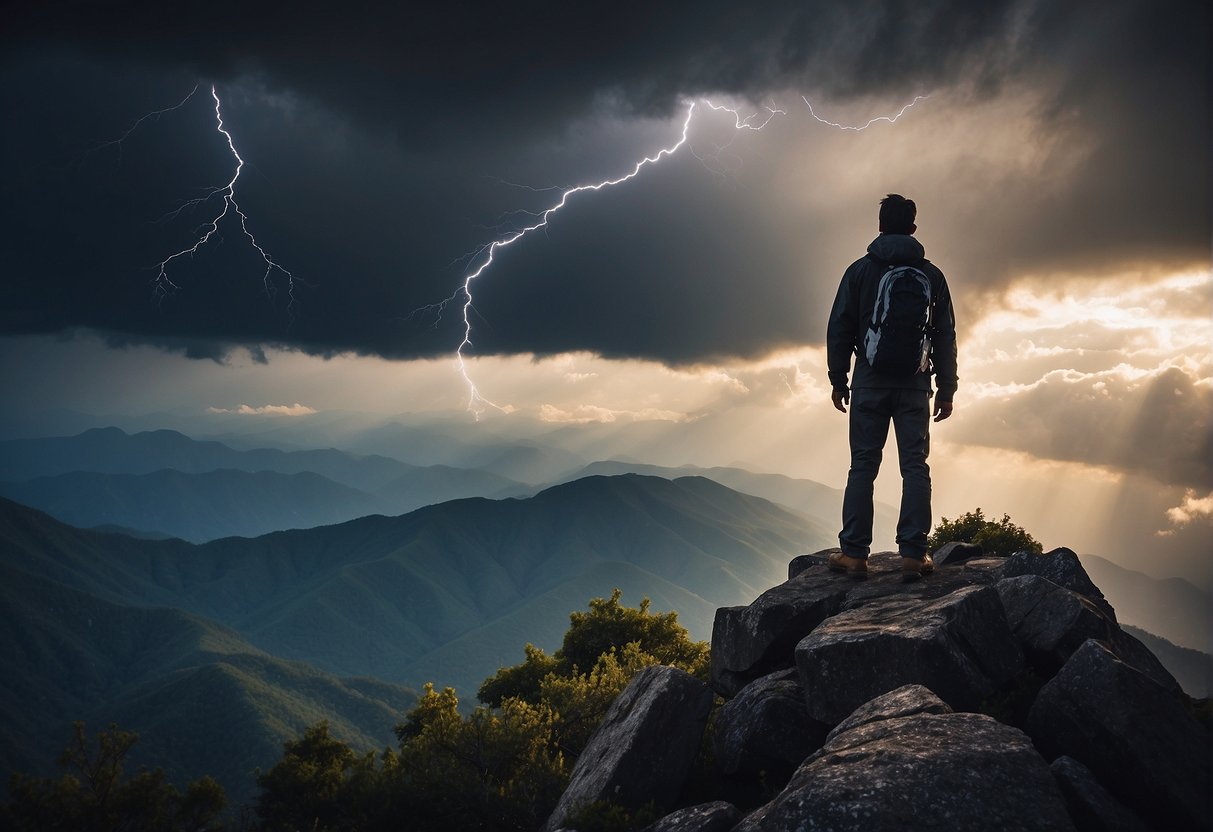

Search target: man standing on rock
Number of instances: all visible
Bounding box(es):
[825,194,957,581]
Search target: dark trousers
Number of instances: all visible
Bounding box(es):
[840,387,931,559]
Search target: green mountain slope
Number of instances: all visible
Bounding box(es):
[0,474,825,692]
[0,473,829,806]
[0,560,415,807]
[565,459,889,542]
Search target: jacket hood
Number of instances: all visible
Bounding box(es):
[867,234,925,264]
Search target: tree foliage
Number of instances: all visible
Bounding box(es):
[929,508,1043,557]
[479,588,709,707]
[392,684,565,830]
[3,721,227,832]
[254,590,710,832]
[255,721,391,832]
[559,590,710,679]
[6,594,716,831]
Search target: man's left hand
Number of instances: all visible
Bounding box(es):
[831,390,849,413]
[933,400,954,422]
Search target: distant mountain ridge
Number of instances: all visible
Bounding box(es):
[0,428,877,549]
[566,460,896,545]
[1081,554,1211,653]
[1122,625,1212,698]
[0,426,528,493]
[0,427,530,541]
[0,468,390,542]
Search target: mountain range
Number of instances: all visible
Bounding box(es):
[3,424,1209,812]
[0,428,866,545]
[0,427,530,541]
[0,472,828,803]
[1080,554,1211,654]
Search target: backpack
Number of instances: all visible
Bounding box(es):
[862,263,934,377]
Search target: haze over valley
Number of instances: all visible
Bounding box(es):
[2,420,1209,807]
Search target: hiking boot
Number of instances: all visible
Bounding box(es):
[828,552,868,579]
[900,554,935,582]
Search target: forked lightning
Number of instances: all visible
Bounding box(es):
[420,94,928,418]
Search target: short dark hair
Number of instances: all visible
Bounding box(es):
[879,194,916,234]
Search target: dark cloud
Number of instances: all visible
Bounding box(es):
[1,0,1207,363]
[4,0,1029,141]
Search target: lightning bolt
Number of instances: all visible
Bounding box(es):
[802,94,928,130]
[419,93,928,418]
[419,101,700,417]
[83,83,201,165]
[144,86,299,319]
[690,99,788,180]
[703,99,787,130]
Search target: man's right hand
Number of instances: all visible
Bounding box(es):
[831,390,849,413]
[933,400,954,422]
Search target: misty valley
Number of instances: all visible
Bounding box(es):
[1,425,1209,828]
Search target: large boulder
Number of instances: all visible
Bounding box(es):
[1026,639,1212,830]
[795,584,1023,724]
[715,549,1004,699]
[932,540,984,566]
[997,575,1113,674]
[1049,755,1149,832]
[787,549,833,580]
[710,567,848,697]
[1000,547,1115,620]
[641,801,742,832]
[1106,626,1182,695]
[713,668,827,779]
[823,683,952,742]
[997,575,1180,692]
[544,665,714,831]
[734,694,1074,831]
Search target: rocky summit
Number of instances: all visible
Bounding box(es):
[545,547,1213,831]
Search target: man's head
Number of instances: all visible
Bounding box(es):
[879,193,917,235]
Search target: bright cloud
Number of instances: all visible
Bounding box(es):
[951,269,1211,490]
[1162,490,1213,531]
[205,403,318,416]
[538,404,690,424]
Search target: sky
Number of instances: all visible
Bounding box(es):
[2,1,1210,583]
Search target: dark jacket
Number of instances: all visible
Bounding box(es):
[826,234,958,402]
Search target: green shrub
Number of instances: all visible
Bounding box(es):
[4,722,227,832]
[558,590,709,680]
[393,685,566,831]
[929,508,1043,557]
[256,591,709,832]
[479,589,709,707]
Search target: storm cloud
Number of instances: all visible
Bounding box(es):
[1,0,1207,363]
[954,365,1212,490]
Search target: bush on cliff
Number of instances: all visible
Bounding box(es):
[255,590,709,832]
[930,508,1043,557]
[479,588,709,707]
